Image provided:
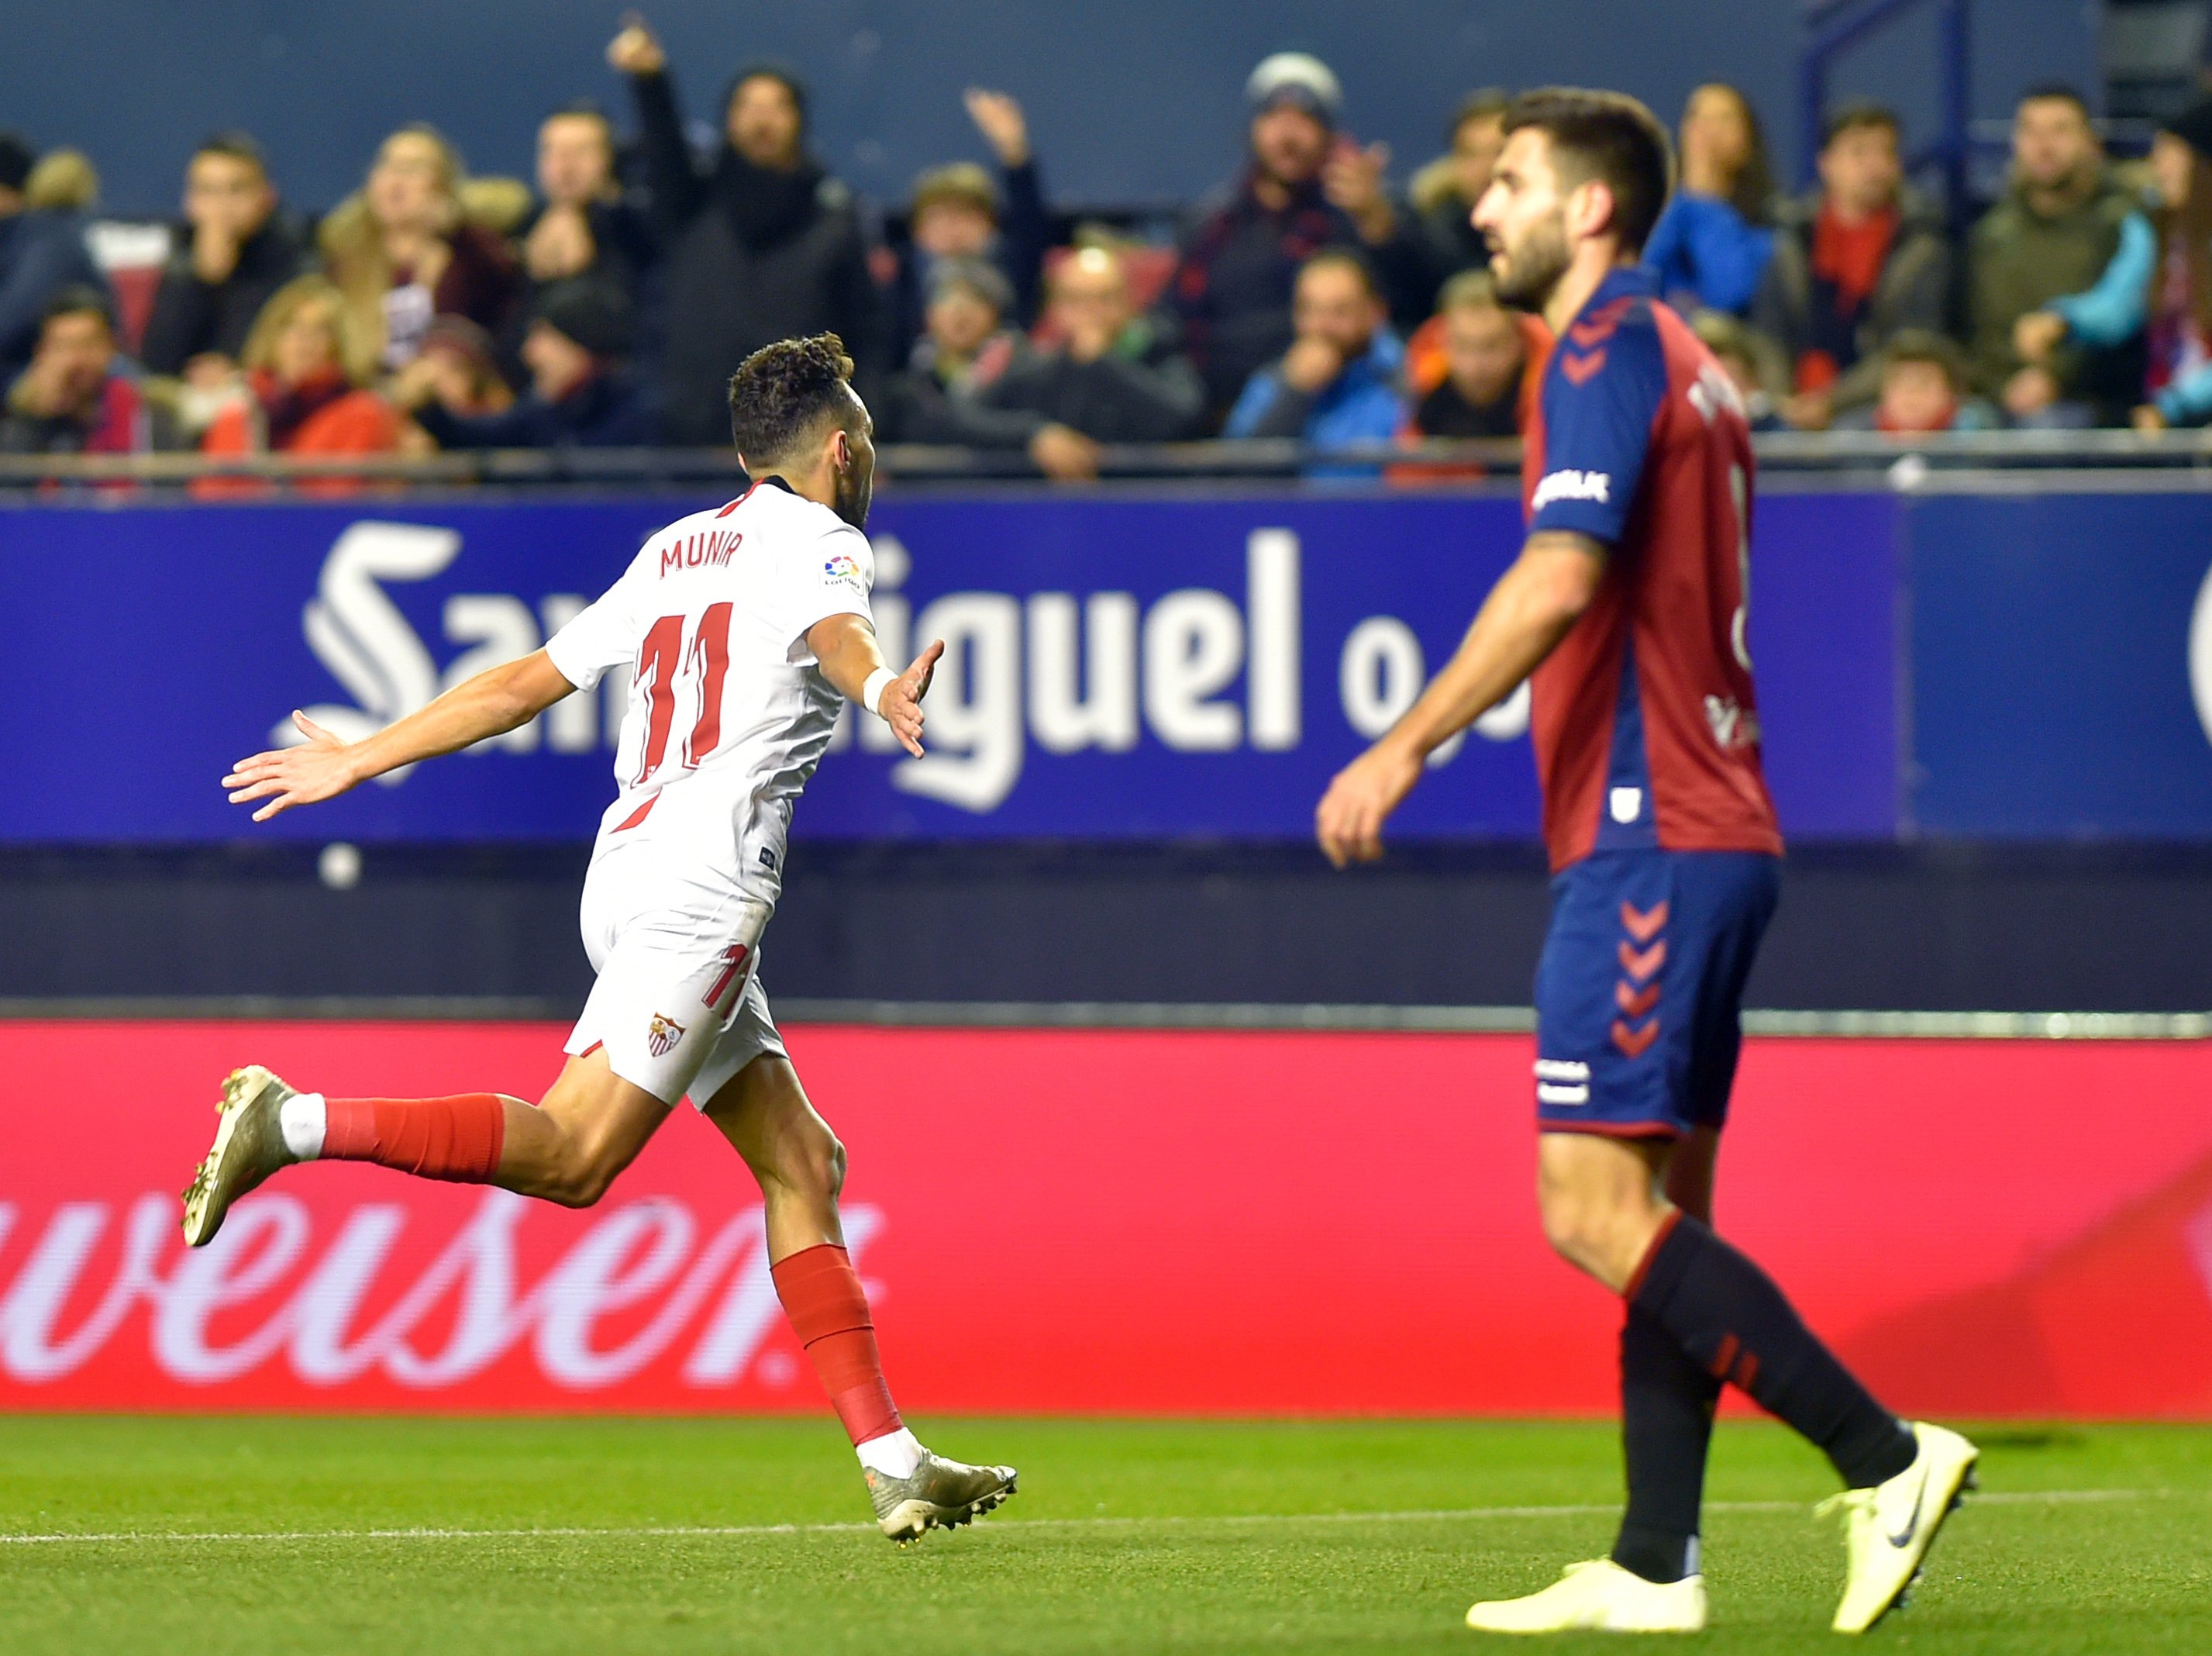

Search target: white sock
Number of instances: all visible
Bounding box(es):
[856,1427,922,1479]
[278,1092,327,1161]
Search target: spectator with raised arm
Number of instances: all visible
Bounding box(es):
[0,133,107,378]
[1224,248,1404,471]
[1752,105,1948,428]
[1642,83,1778,316]
[140,133,310,384]
[608,13,879,445]
[1,287,167,455]
[398,281,654,449]
[1171,52,1428,422]
[1969,85,2148,427]
[319,125,524,377]
[882,89,1052,361]
[515,103,656,308]
[2126,98,2212,431]
[1409,90,1511,291]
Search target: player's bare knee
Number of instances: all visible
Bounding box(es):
[788,1120,845,1200]
[1537,1186,1635,1280]
[1538,1194,1601,1269]
[567,1165,620,1209]
[543,1133,622,1209]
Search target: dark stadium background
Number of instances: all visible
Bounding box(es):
[0,0,2091,214]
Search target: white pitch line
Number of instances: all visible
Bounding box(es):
[0,1487,2145,1548]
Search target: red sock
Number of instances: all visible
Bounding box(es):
[770,1242,902,1447]
[321,1094,507,1182]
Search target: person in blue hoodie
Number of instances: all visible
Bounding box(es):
[1225,248,1404,473]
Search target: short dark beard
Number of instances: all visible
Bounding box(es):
[1490,211,1572,310]
[833,466,872,530]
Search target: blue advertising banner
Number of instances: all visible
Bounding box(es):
[1908,490,2212,836]
[0,489,1898,843]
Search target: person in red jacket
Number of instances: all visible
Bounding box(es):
[196,273,401,496]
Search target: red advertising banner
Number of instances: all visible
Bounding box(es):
[2,1019,2209,1417]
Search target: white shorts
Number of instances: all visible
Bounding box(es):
[564,850,787,1110]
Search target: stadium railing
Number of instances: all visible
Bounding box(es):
[5,430,2212,493]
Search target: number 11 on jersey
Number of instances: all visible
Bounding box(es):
[633,604,733,786]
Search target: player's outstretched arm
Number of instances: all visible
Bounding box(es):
[1316,532,1605,867]
[223,650,578,821]
[808,614,946,758]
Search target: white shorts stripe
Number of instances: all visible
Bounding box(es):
[1536,1082,1590,1106]
[1534,1059,1590,1082]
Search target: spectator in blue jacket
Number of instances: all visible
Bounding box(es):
[1225,249,1404,469]
[2129,97,2212,430]
[398,281,655,448]
[0,133,109,378]
[1642,83,1778,316]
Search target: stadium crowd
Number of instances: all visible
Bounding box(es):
[4,17,2210,475]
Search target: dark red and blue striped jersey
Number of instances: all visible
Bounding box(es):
[1520,265,1782,873]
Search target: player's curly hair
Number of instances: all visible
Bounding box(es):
[725,333,857,462]
[1504,88,1674,257]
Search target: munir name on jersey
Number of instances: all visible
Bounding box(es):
[659,529,745,577]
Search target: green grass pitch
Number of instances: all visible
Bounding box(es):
[1,1417,2206,1653]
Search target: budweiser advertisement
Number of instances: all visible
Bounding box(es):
[2,1020,2209,1417]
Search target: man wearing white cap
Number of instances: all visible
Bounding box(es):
[1170,51,1425,420]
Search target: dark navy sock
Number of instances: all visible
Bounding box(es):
[1631,1213,1916,1491]
[1611,1302,1722,1583]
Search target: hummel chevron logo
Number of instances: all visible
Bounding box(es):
[1618,940,1666,980]
[1620,901,1669,943]
[1615,981,1660,1018]
[1561,350,1607,385]
[1567,298,1631,347]
[1611,1017,1660,1057]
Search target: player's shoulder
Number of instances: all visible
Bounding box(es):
[743,495,870,585]
[1646,301,1755,431]
[1545,290,1668,399]
[650,501,745,544]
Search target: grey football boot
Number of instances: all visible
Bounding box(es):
[181,1065,299,1247]
[867,1449,1019,1544]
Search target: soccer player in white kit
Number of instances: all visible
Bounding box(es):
[187,335,1017,1544]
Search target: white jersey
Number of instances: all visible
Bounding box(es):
[545,478,873,899]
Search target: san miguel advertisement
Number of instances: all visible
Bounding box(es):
[3,1019,2209,1418]
[0,491,1899,842]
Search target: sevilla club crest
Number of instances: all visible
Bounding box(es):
[646,1012,686,1057]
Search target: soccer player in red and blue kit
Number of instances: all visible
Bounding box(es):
[1317,88,1976,1636]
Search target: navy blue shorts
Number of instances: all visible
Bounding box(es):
[1532,849,1780,1139]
